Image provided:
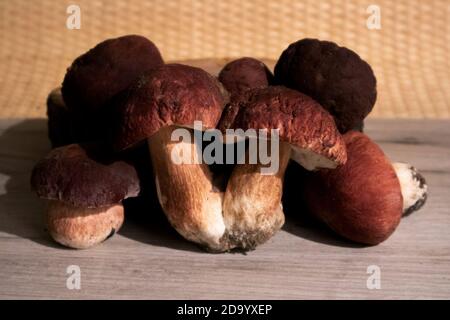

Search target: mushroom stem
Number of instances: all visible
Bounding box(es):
[392,162,428,216]
[147,126,225,251]
[47,200,124,249]
[222,141,291,250]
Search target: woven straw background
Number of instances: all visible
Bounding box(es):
[0,0,449,118]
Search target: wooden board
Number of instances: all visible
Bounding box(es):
[0,118,449,299]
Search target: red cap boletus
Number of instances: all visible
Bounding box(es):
[218,57,273,96]
[112,63,228,251]
[274,38,377,133]
[61,35,164,143]
[31,143,140,249]
[218,86,347,250]
[302,131,403,245]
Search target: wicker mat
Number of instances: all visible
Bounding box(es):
[0,0,448,118]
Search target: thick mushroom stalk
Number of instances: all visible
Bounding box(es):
[392,162,428,216]
[222,142,291,250]
[148,126,225,251]
[47,201,124,249]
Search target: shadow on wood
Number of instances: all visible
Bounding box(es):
[0,118,59,248]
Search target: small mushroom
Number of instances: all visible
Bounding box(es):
[30,143,140,249]
[392,162,428,216]
[112,64,227,251]
[301,131,404,245]
[274,38,377,133]
[218,57,273,96]
[219,86,347,250]
[61,35,164,143]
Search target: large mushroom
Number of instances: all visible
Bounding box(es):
[30,143,140,249]
[299,131,428,245]
[61,35,164,143]
[274,38,377,133]
[219,86,347,250]
[112,63,228,251]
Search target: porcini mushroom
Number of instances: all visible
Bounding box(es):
[61,34,164,142]
[112,64,228,251]
[301,131,404,245]
[219,86,347,250]
[218,57,273,96]
[30,143,140,249]
[274,38,377,133]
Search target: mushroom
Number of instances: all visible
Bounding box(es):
[30,143,140,249]
[218,57,273,96]
[392,162,428,216]
[111,64,228,251]
[274,38,377,133]
[219,86,347,250]
[300,131,405,245]
[46,87,73,148]
[61,34,164,143]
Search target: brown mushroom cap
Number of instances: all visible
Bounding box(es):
[30,143,140,208]
[112,63,226,150]
[218,57,273,96]
[219,86,347,169]
[274,38,377,133]
[62,35,164,113]
[302,131,403,245]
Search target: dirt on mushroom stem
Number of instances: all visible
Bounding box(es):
[222,141,291,250]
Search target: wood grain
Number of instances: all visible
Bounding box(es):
[0,118,449,299]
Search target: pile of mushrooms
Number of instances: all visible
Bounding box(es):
[31,35,428,251]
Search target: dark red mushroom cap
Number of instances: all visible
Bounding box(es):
[274,38,377,133]
[302,131,403,245]
[112,63,227,150]
[62,34,164,113]
[30,144,140,208]
[218,57,273,96]
[219,86,347,168]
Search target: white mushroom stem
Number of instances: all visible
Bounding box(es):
[147,126,225,251]
[392,162,428,216]
[222,141,291,250]
[47,200,124,249]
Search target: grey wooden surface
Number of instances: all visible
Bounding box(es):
[0,118,449,299]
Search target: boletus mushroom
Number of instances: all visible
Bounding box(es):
[61,34,164,143]
[274,38,376,133]
[300,131,423,245]
[112,64,228,252]
[218,86,347,250]
[31,143,140,249]
[218,57,274,96]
